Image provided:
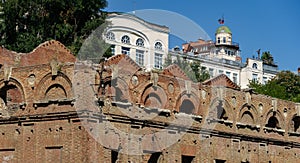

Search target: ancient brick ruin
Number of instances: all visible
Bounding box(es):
[0,40,299,162]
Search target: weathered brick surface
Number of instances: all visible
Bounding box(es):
[0,41,299,162]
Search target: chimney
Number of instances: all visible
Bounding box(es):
[298,67,300,75]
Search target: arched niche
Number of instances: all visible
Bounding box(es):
[238,104,258,125]
[147,152,163,163]
[264,110,284,129]
[0,78,25,111]
[35,72,73,101]
[105,78,130,103]
[179,99,195,114]
[209,98,233,120]
[45,84,67,100]
[140,84,167,109]
[240,111,255,124]
[175,91,199,115]
[266,116,280,129]
[290,115,300,132]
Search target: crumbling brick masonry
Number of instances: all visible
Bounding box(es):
[0,40,299,162]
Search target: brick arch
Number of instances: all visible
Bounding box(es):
[264,109,284,129]
[104,78,131,103]
[140,84,167,109]
[209,98,233,120]
[238,104,258,124]
[0,78,25,110]
[45,84,67,100]
[175,91,199,114]
[35,72,73,100]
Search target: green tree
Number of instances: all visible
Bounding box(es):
[261,51,275,65]
[163,52,173,67]
[248,71,300,102]
[248,80,288,100]
[0,0,110,57]
[164,54,210,82]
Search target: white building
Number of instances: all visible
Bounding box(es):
[181,25,278,89]
[240,58,278,88]
[104,13,169,70]
[105,14,278,89]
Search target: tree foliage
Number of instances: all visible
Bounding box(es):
[261,51,275,65]
[248,71,300,102]
[0,0,109,56]
[164,54,210,82]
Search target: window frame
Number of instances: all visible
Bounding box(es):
[121,35,130,44]
[136,38,144,47]
[252,73,258,82]
[106,31,115,41]
[154,53,163,69]
[252,63,258,69]
[154,42,163,51]
[121,47,130,55]
[233,73,238,84]
[135,50,144,66]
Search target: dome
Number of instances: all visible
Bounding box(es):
[216,26,232,34]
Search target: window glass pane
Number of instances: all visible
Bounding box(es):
[233,73,238,83]
[226,71,231,78]
[136,50,144,66]
[110,45,115,56]
[155,42,163,51]
[136,38,144,47]
[252,73,258,82]
[252,63,258,69]
[121,35,130,44]
[106,32,115,40]
[223,37,226,43]
[154,53,163,69]
[209,68,214,77]
[263,77,268,84]
[121,47,130,55]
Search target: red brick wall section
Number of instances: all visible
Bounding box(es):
[0,42,299,162]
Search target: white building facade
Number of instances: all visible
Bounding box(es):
[105,13,169,70]
[105,14,278,89]
[181,25,278,89]
[240,58,278,88]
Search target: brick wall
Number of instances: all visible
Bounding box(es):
[0,42,299,162]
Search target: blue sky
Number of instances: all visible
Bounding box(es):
[104,0,300,71]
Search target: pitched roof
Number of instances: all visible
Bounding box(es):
[104,54,192,81]
[203,74,240,90]
[104,54,141,72]
[163,64,190,81]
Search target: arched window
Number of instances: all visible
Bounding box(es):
[121,35,130,44]
[106,32,115,40]
[241,111,254,124]
[292,116,300,132]
[154,42,163,51]
[216,101,228,120]
[252,63,258,69]
[136,38,144,47]
[266,116,280,129]
[179,99,195,114]
[0,84,23,111]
